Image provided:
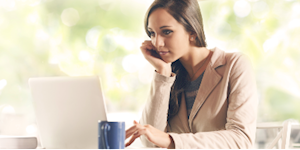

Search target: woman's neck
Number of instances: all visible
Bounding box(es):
[179,47,212,80]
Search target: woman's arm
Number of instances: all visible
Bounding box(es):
[126,120,175,148]
[139,71,176,147]
[125,40,175,148]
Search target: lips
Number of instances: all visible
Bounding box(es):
[158,51,169,55]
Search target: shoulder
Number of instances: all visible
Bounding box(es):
[225,51,252,69]
[222,51,255,80]
[225,51,247,63]
[211,47,252,70]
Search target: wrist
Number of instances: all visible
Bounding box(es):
[167,134,175,149]
[156,64,172,77]
[155,70,171,77]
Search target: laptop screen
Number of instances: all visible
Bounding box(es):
[29,76,107,149]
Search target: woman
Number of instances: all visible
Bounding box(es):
[125,0,258,149]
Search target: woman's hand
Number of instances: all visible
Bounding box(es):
[125,120,175,149]
[140,40,172,77]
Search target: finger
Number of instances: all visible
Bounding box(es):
[133,120,144,130]
[130,122,147,137]
[125,126,138,139]
[126,129,148,147]
[125,132,140,147]
[126,129,146,146]
[126,125,136,132]
[141,45,155,52]
[132,124,148,138]
[133,121,146,130]
[141,47,157,56]
[134,128,152,144]
[133,124,151,139]
[142,41,151,44]
[136,128,147,136]
[140,47,157,58]
[140,45,150,52]
[142,40,152,44]
[141,42,156,50]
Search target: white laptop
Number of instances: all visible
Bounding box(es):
[28,76,107,149]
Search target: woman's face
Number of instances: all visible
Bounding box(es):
[148,8,192,63]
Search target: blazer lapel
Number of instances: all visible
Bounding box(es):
[188,48,226,130]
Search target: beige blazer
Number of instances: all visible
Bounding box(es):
[140,47,258,149]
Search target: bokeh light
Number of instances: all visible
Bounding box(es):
[0,17,3,26]
[263,29,286,53]
[78,50,93,62]
[122,54,146,73]
[263,39,275,53]
[27,0,41,7]
[35,30,49,41]
[274,71,300,98]
[61,8,80,27]
[120,74,140,92]
[98,0,115,11]
[86,26,102,49]
[103,63,116,90]
[233,0,251,18]
[252,1,269,19]
[101,34,118,52]
[50,35,62,47]
[292,2,300,14]
[0,79,7,90]
[2,105,15,114]
[26,12,39,24]
[138,62,154,84]
[288,19,300,29]
[216,22,231,36]
[296,71,300,82]
[0,0,16,11]
[26,124,37,135]
[283,57,294,68]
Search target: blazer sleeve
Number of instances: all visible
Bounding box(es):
[139,71,176,147]
[168,54,258,149]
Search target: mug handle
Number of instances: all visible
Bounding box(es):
[102,123,110,149]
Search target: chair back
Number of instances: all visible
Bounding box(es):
[256,119,300,149]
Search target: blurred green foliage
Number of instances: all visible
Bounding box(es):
[0,0,299,135]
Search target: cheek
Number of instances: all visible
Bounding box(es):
[151,39,155,47]
[167,34,189,49]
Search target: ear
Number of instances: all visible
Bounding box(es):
[189,32,197,42]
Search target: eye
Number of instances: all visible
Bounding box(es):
[149,31,155,37]
[163,30,172,35]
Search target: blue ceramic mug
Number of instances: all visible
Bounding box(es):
[98,121,125,149]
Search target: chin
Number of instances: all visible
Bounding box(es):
[162,57,176,64]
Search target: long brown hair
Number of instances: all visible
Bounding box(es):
[144,0,207,120]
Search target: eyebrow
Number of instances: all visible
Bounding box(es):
[148,26,172,30]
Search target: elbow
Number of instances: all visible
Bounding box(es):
[243,137,254,149]
[234,129,255,149]
[245,134,255,149]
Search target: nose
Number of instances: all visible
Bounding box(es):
[152,35,164,49]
